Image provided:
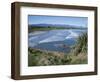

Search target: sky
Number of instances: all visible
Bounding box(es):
[28,15,88,27]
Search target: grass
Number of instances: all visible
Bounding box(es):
[28,32,88,66]
[72,32,87,55]
[28,48,72,66]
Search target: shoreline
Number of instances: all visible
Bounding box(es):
[29,31,48,36]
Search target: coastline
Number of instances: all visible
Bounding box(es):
[29,31,48,36]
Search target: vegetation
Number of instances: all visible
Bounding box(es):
[28,32,87,66]
[28,48,72,66]
[72,32,87,55]
[69,32,87,64]
[28,26,87,33]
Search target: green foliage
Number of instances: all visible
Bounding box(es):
[72,32,87,55]
[28,26,87,33]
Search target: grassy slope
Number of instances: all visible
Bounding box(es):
[28,48,72,66]
[28,32,87,66]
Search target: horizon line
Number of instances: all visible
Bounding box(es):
[28,23,87,27]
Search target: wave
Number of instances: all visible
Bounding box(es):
[39,35,65,43]
[39,30,69,43]
[65,30,78,39]
[28,30,80,47]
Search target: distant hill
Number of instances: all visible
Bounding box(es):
[29,24,87,29]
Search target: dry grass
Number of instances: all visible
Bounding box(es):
[69,52,87,64]
[28,48,87,66]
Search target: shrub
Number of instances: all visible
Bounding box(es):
[72,32,87,55]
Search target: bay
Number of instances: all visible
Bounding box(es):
[28,29,87,53]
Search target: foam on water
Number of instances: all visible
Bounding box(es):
[28,30,82,47]
[65,30,78,39]
[39,30,70,43]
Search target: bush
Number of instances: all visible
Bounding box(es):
[72,32,87,55]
